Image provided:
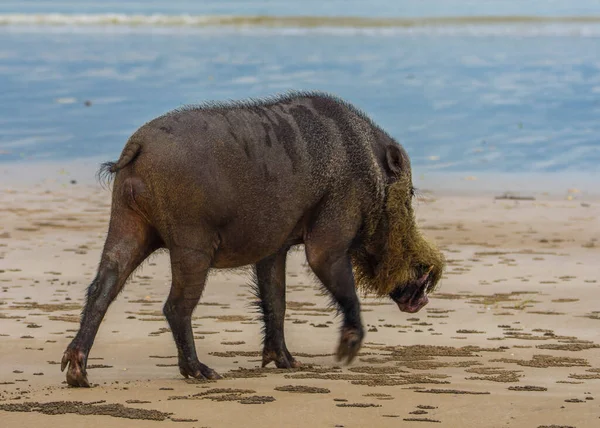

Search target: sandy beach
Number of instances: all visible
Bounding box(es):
[0,170,599,428]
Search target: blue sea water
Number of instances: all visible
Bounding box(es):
[1,1,599,177]
[4,0,600,18]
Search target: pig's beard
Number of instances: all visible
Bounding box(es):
[351,175,445,297]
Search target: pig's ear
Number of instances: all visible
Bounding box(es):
[385,144,405,176]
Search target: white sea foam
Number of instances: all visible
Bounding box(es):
[1,13,600,37]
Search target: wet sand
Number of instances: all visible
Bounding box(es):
[1,175,599,427]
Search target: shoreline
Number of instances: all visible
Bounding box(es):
[2,157,599,200]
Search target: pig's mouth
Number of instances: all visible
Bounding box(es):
[389,266,433,313]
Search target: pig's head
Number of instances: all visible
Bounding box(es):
[351,143,445,313]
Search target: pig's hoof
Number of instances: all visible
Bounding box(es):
[178,359,221,380]
[262,349,302,369]
[61,348,90,388]
[335,327,363,365]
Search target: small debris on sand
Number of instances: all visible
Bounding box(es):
[495,193,535,201]
[416,389,490,395]
[0,401,172,421]
[336,403,381,408]
[508,386,548,392]
[403,417,442,423]
[274,385,330,394]
[537,425,576,428]
[491,355,589,368]
[238,396,276,404]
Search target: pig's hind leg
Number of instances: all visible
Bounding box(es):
[255,247,301,369]
[61,199,161,387]
[164,243,221,380]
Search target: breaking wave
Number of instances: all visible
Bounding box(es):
[2,13,600,29]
